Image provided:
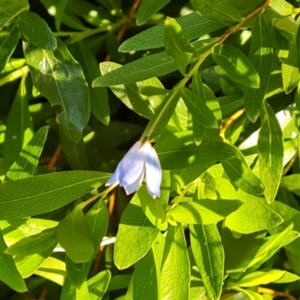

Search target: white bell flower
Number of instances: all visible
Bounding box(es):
[106,140,162,198]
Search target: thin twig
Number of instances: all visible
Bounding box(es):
[47,143,62,171]
[259,287,297,300]
[105,0,141,61]
[220,108,245,139]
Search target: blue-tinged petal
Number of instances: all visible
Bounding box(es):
[106,164,120,186]
[145,145,162,198]
[118,141,145,186]
[123,168,145,195]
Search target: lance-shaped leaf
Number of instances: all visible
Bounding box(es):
[114,195,159,269]
[225,191,283,234]
[212,44,260,89]
[0,23,19,72]
[24,38,90,142]
[155,131,236,169]
[3,77,33,173]
[160,225,190,300]
[119,12,228,52]
[164,17,196,75]
[244,13,276,122]
[258,101,284,204]
[190,224,224,300]
[88,270,111,300]
[136,0,170,25]
[190,0,241,22]
[168,199,242,224]
[0,171,109,219]
[0,229,27,292]
[126,248,159,300]
[222,153,265,195]
[5,126,49,181]
[181,87,218,128]
[57,205,95,264]
[17,11,57,50]
[0,0,29,29]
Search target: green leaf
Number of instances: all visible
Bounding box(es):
[281,174,300,196]
[57,205,95,264]
[190,0,241,22]
[6,227,57,256]
[0,0,29,29]
[0,171,109,219]
[17,11,56,50]
[138,186,168,231]
[136,0,170,25]
[168,199,242,225]
[212,44,260,89]
[245,224,295,271]
[155,131,236,169]
[164,17,196,75]
[222,155,265,195]
[258,101,284,204]
[88,270,111,300]
[0,24,19,73]
[85,199,109,249]
[5,126,49,181]
[3,78,33,173]
[282,44,300,94]
[24,38,90,142]
[119,12,227,52]
[190,224,224,300]
[228,269,287,288]
[55,0,68,30]
[0,229,27,292]
[225,191,283,234]
[126,248,159,300]
[70,42,110,125]
[181,87,218,128]
[143,91,180,140]
[244,13,276,122]
[65,256,90,289]
[98,62,161,119]
[94,39,217,87]
[221,228,265,277]
[114,195,159,269]
[160,225,190,300]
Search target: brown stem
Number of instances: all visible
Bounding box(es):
[47,143,62,171]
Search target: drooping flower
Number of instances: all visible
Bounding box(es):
[106,140,162,198]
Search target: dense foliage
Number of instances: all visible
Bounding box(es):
[1,0,300,299]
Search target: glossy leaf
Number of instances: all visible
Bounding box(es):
[155,131,236,169]
[222,155,265,195]
[225,191,283,234]
[0,23,19,72]
[88,270,111,300]
[212,44,260,89]
[0,229,27,292]
[57,205,95,264]
[190,224,224,300]
[119,12,227,52]
[3,78,33,173]
[190,0,241,22]
[281,175,300,196]
[5,126,49,181]
[0,0,29,29]
[24,38,90,142]
[126,249,159,300]
[160,225,190,300]
[168,199,242,225]
[258,101,284,203]
[244,13,276,122]
[6,227,57,256]
[17,11,57,50]
[136,0,170,25]
[0,171,109,219]
[114,195,159,269]
[181,87,218,128]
